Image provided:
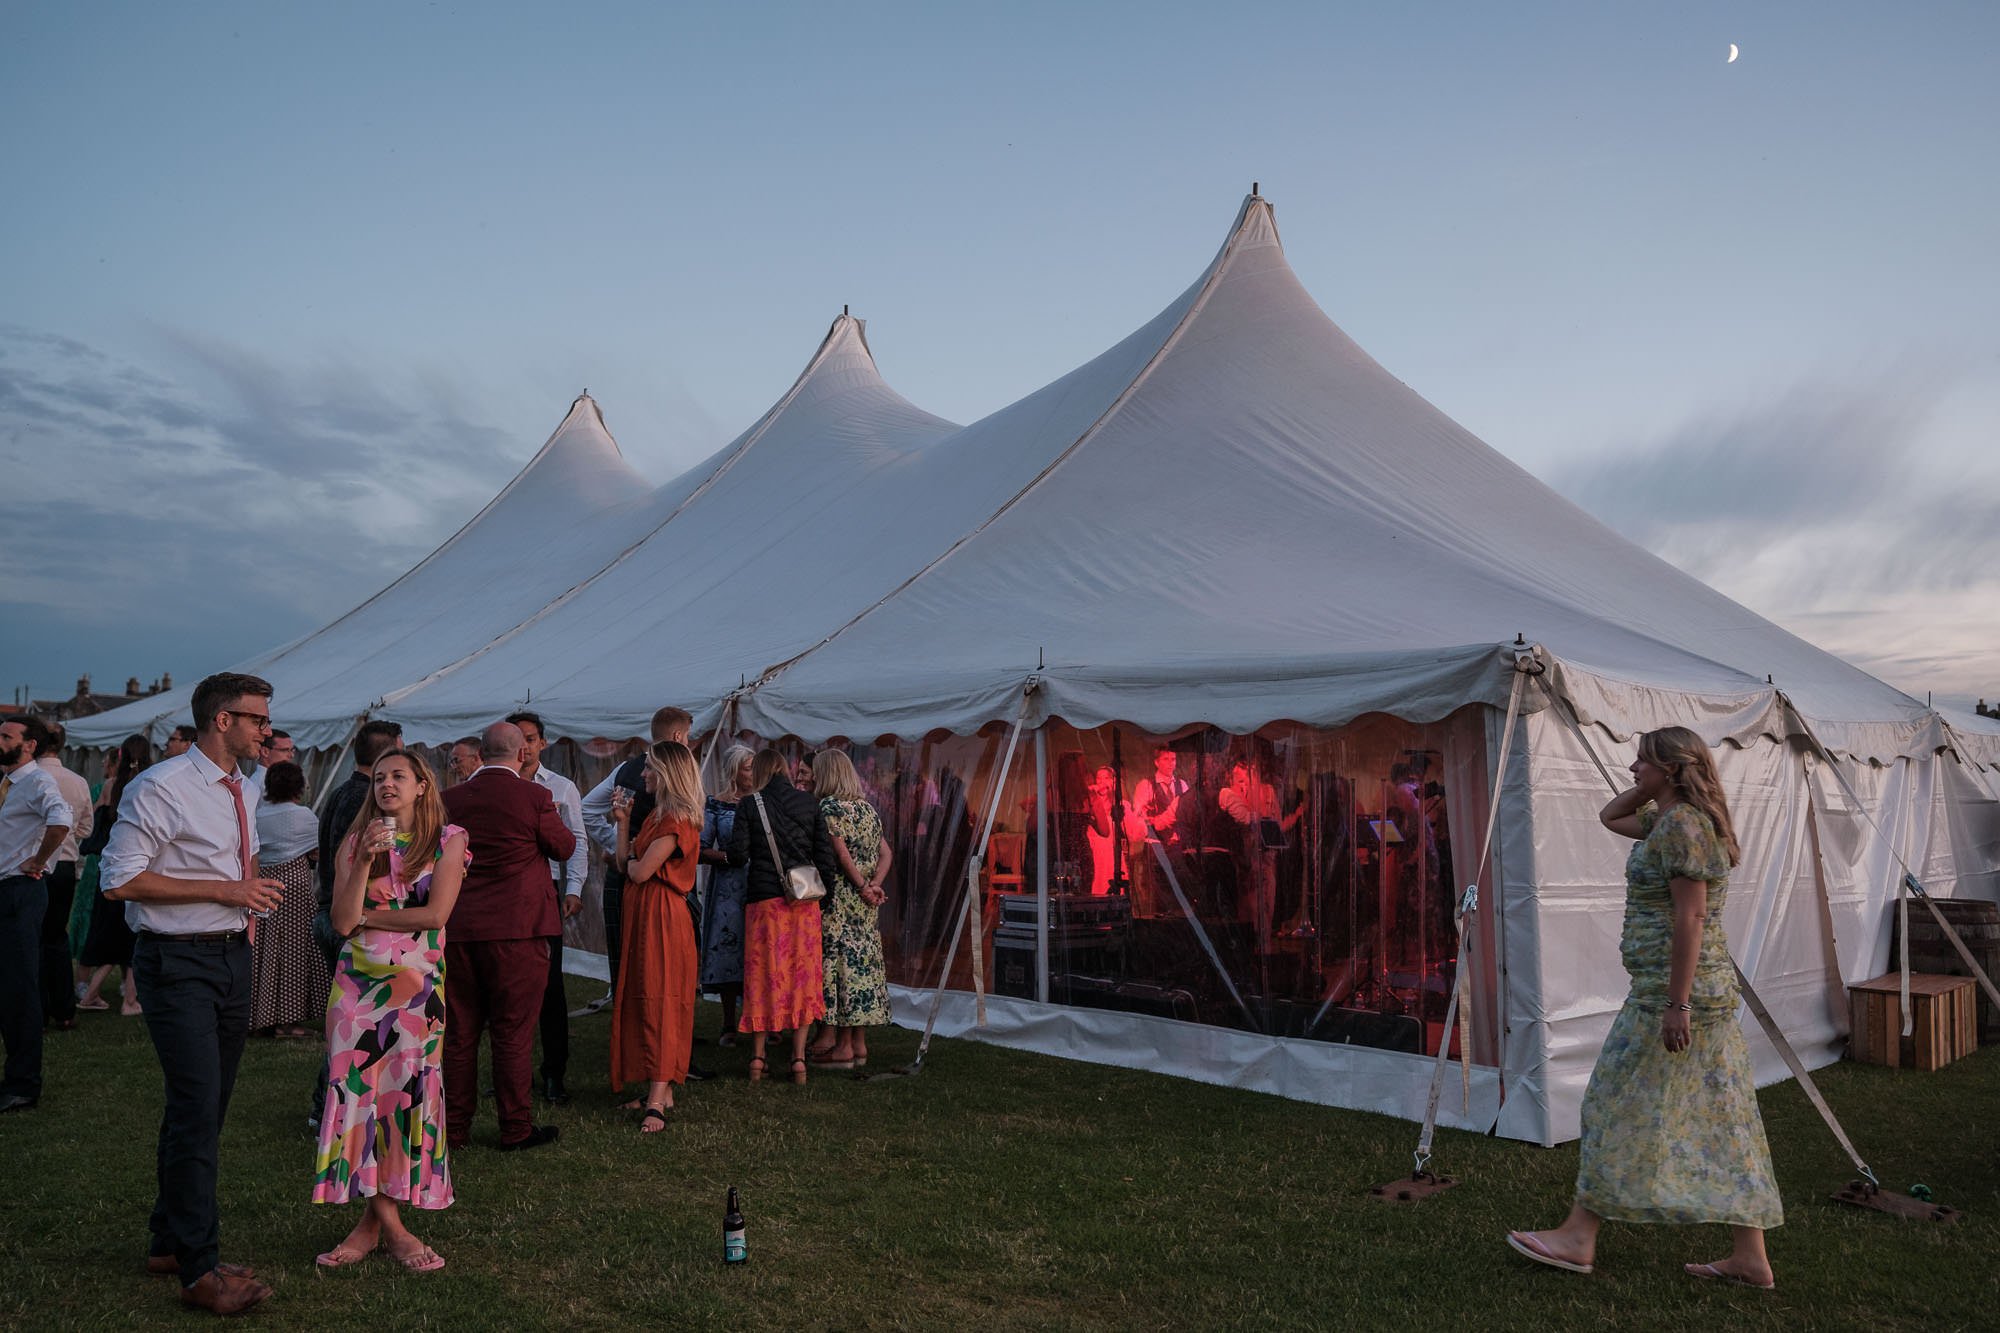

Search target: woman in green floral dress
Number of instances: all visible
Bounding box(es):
[809,750,892,1068]
[1508,726,1781,1289]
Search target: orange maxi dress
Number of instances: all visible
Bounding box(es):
[609,813,699,1089]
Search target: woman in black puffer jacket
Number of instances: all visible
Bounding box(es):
[727,749,842,1083]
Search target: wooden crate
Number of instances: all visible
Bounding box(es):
[1848,973,1978,1071]
[1890,898,2000,1046]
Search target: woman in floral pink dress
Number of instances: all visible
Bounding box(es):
[312,750,469,1274]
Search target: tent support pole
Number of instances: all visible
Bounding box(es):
[310,717,365,815]
[1149,839,1260,1031]
[867,687,1033,1080]
[1034,727,1049,1005]
[1786,699,2000,1028]
[1376,656,1528,1201]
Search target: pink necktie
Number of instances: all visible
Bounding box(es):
[221,774,252,880]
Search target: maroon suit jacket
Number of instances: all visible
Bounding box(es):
[441,766,577,943]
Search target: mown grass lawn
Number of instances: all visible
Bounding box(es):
[3,976,1996,1331]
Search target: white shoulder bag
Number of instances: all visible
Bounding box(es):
[752,791,826,902]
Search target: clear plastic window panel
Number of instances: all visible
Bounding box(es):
[727,709,1498,1065]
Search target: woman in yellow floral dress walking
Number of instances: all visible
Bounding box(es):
[1507,726,1781,1289]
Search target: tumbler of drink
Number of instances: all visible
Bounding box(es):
[366,815,399,883]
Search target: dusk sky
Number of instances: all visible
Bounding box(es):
[3,2,1994,713]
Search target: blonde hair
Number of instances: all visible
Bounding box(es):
[349,749,446,879]
[1638,727,1742,867]
[644,739,704,824]
[718,744,755,794]
[811,749,863,803]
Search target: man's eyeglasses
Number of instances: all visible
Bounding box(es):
[224,710,273,731]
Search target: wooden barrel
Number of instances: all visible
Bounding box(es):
[1890,898,2000,1046]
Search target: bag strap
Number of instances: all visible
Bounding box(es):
[751,791,789,874]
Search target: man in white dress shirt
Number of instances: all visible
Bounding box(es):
[1,715,73,1113]
[508,711,587,1105]
[580,705,692,1009]
[101,673,283,1317]
[34,720,94,1030]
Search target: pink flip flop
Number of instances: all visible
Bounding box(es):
[1684,1261,1775,1290]
[314,1242,374,1269]
[1505,1231,1593,1275]
[389,1244,445,1274]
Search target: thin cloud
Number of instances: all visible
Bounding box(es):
[1552,371,1999,705]
[0,325,524,696]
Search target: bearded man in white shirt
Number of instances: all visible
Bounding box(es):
[507,711,587,1105]
[101,672,285,1317]
[1,715,73,1113]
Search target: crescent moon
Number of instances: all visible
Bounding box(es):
[1727,43,1740,63]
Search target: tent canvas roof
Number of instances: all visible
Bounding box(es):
[72,194,1945,766]
[69,393,655,749]
[738,195,1933,760]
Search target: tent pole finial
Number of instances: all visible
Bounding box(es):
[1252,181,1259,196]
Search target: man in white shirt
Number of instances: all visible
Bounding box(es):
[1129,747,1189,919]
[508,711,586,1105]
[101,673,283,1317]
[35,720,94,1029]
[1,715,73,1113]
[243,728,295,802]
[581,705,692,1008]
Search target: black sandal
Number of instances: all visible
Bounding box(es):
[639,1105,670,1132]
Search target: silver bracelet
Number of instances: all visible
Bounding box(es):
[1670,1001,1693,1012]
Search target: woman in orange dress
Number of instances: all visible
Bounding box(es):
[608,740,702,1132]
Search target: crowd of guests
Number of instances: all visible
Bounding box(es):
[6,679,1792,1304]
[0,683,897,1316]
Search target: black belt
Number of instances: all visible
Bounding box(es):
[138,929,247,944]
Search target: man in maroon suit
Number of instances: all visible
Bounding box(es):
[441,721,575,1152]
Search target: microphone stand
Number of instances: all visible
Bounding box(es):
[1109,730,1131,898]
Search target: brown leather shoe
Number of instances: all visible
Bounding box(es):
[146,1255,255,1279]
[178,1269,272,1316]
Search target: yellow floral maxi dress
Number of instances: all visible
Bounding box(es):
[819,797,891,1027]
[1574,804,1782,1228]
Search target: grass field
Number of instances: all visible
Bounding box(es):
[2,976,1996,1331]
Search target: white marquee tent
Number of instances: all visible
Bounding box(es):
[70,194,2000,1146]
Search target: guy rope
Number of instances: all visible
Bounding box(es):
[1373,647,1530,1201]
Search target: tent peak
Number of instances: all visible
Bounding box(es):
[1227,189,1282,254]
[818,307,875,367]
[556,390,620,454]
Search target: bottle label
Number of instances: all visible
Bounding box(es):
[724,1228,746,1263]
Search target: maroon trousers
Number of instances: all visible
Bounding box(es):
[443,937,549,1147]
